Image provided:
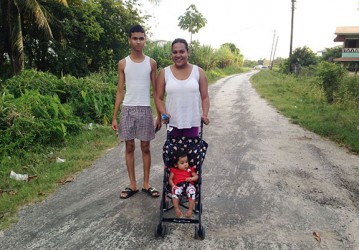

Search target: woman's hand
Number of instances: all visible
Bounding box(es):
[201,115,210,125]
[161,113,171,124]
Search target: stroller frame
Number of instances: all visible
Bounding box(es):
[155,122,207,239]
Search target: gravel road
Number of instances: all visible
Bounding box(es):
[0,71,358,250]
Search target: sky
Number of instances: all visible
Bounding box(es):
[136,0,359,61]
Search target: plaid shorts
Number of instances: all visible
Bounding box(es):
[118,106,155,142]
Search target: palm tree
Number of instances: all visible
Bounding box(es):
[1,0,67,74]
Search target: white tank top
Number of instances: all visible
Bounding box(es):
[165,65,201,129]
[122,55,151,106]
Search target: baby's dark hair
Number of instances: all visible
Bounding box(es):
[171,150,188,168]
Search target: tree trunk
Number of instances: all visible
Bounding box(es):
[9,1,24,74]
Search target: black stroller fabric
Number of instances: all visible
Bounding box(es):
[162,136,208,169]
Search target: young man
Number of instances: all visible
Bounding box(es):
[111,24,161,199]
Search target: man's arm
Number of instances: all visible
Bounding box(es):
[111,59,126,131]
[150,58,161,130]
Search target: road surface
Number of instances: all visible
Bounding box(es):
[1,71,358,249]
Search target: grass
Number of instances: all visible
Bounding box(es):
[0,66,245,231]
[0,126,118,230]
[251,70,359,153]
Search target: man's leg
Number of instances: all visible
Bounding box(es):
[140,140,151,190]
[125,140,136,190]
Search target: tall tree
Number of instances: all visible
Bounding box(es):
[24,0,147,77]
[0,0,67,75]
[291,46,318,67]
[178,4,207,43]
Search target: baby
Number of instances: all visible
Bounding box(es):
[169,151,199,218]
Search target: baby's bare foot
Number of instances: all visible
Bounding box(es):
[175,209,183,218]
[185,210,192,218]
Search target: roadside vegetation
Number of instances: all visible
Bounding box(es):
[251,66,359,153]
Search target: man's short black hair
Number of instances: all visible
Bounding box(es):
[129,24,145,37]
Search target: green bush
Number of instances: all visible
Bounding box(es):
[58,75,115,124]
[316,61,345,103]
[1,70,62,98]
[0,70,117,160]
[190,45,217,71]
[145,41,172,69]
[0,90,81,158]
[338,75,359,105]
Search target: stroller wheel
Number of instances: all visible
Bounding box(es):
[155,223,167,237]
[194,225,205,240]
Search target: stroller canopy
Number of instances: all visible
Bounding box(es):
[163,136,208,169]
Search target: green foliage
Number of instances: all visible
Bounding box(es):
[216,44,243,69]
[0,69,61,98]
[189,43,217,70]
[0,0,67,75]
[146,39,244,72]
[178,4,207,42]
[0,69,116,159]
[280,46,318,74]
[321,46,342,62]
[251,70,359,153]
[1,0,146,78]
[0,90,81,157]
[316,61,345,103]
[144,41,172,69]
[336,74,359,105]
[291,46,318,67]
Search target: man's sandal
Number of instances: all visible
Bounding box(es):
[120,187,139,199]
[142,187,160,198]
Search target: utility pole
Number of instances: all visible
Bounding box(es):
[271,36,279,69]
[269,30,276,69]
[289,0,296,73]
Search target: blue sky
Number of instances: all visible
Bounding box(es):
[137,0,359,60]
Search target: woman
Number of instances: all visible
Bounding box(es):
[155,38,210,137]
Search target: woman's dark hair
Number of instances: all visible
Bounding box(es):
[171,38,189,52]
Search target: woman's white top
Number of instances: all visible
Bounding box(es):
[165,65,201,129]
[122,55,151,106]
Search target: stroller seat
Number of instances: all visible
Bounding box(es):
[155,134,208,239]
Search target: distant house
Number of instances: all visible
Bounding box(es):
[333,26,359,63]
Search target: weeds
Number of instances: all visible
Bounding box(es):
[251,70,359,153]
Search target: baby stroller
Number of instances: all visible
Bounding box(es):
[155,122,208,239]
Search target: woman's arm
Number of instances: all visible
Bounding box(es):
[154,69,170,122]
[198,67,210,125]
